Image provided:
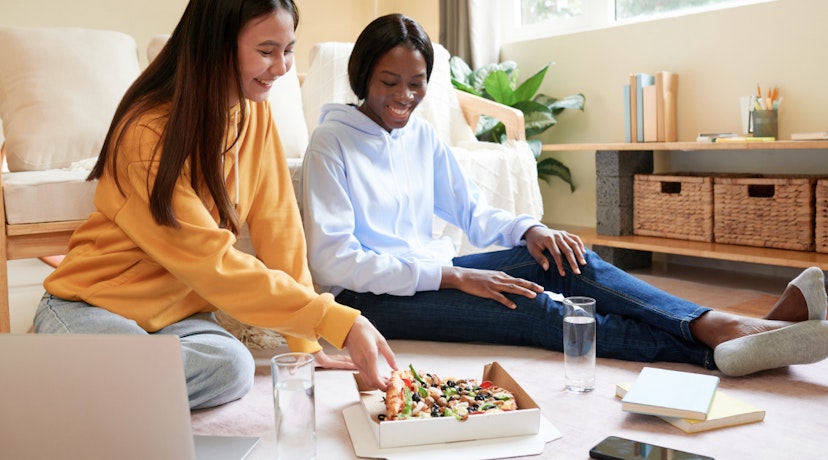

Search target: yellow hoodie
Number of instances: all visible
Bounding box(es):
[44,99,356,353]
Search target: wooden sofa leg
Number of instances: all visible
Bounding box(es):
[0,241,10,334]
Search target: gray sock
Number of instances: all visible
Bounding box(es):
[789,267,827,320]
[714,320,828,376]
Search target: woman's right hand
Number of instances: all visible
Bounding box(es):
[343,315,397,391]
[440,266,543,310]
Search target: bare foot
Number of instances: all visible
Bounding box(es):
[690,311,794,349]
[764,283,808,322]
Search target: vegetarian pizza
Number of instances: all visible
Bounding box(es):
[381,365,518,421]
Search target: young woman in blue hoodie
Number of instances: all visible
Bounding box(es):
[302,13,828,377]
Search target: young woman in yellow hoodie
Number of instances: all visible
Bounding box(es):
[33,0,396,409]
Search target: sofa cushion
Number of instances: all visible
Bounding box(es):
[301,42,359,134]
[0,26,141,171]
[3,169,96,224]
[269,67,308,159]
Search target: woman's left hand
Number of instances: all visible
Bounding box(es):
[312,349,357,370]
[524,226,587,276]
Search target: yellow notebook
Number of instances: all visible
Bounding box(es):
[617,382,765,433]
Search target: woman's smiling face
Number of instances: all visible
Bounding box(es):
[232,8,295,105]
[359,45,428,132]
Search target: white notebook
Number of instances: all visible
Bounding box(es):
[620,367,720,420]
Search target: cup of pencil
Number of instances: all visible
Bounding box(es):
[751,85,780,139]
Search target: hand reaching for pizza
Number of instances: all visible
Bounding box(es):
[311,349,356,370]
[440,266,543,309]
[343,315,398,391]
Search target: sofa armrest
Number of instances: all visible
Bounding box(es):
[454,89,526,142]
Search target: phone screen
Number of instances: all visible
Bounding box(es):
[589,436,715,460]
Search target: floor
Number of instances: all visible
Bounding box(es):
[7,256,803,333]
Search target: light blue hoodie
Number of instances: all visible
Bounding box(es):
[302,103,541,296]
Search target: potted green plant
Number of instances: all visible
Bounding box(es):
[449,57,585,191]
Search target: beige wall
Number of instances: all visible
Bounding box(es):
[295,0,439,71]
[0,0,438,71]
[0,0,188,67]
[6,0,823,231]
[500,0,828,227]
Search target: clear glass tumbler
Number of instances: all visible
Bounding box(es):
[563,296,596,392]
[271,352,315,460]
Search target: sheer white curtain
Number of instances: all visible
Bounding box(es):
[439,0,500,68]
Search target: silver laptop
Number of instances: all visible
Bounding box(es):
[0,333,258,460]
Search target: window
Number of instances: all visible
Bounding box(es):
[506,0,773,42]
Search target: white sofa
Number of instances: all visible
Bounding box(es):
[0,26,542,335]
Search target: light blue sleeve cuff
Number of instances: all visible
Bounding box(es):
[415,261,444,292]
[511,216,546,246]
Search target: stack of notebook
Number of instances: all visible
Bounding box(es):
[617,367,765,433]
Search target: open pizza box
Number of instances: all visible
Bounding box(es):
[352,361,541,448]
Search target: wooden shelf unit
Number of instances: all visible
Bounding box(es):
[553,225,828,270]
[541,141,828,270]
[541,140,828,152]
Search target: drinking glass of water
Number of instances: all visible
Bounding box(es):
[271,352,315,460]
[563,296,596,392]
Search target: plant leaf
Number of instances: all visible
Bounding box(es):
[537,157,575,191]
[513,100,555,138]
[474,116,505,143]
[513,65,548,102]
[451,78,481,97]
[449,56,473,84]
[535,93,586,116]
[527,139,542,159]
[483,71,515,106]
[471,62,503,94]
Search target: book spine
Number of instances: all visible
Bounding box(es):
[655,72,666,142]
[635,73,655,142]
[624,84,632,143]
[643,85,658,142]
[629,74,638,143]
[663,73,678,142]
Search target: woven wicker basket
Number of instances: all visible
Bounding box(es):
[817,179,828,253]
[714,176,816,251]
[633,174,714,242]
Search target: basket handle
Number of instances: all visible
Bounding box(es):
[748,184,775,198]
[660,182,682,194]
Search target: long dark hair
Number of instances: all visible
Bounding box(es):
[348,13,434,100]
[88,0,299,235]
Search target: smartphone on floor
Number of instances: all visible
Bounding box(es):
[589,435,715,460]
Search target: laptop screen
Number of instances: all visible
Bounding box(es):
[0,334,197,460]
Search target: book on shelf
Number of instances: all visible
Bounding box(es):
[697,132,737,143]
[625,71,677,143]
[656,71,678,142]
[633,73,655,142]
[714,136,775,143]
[628,75,638,143]
[620,367,719,420]
[623,85,632,143]
[616,382,765,433]
[791,131,828,141]
[642,85,658,142]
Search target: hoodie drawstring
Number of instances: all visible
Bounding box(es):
[233,110,240,207]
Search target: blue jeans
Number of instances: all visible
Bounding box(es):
[336,247,716,369]
[33,293,255,409]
